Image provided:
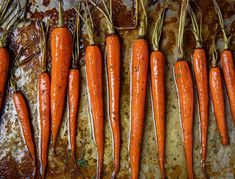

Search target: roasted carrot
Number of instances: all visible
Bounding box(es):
[0,48,10,111]
[68,15,81,160]
[130,1,148,178]
[188,5,209,173]
[75,3,104,178]
[174,0,194,178]
[89,0,121,177]
[150,5,166,179]
[209,42,228,145]
[10,47,40,177]
[0,0,26,112]
[51,0,73,150]
[38,22,50,179]
[213,0,235,125]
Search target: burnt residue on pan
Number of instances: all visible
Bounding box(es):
[0,0,235,178]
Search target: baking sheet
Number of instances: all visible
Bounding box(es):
[0,0,235,178]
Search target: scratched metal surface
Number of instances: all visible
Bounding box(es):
[0,0,235,178]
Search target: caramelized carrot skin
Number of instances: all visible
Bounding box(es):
[0,48,10,111]
[174,60,194,179]
[106,34,121,177]
[38,72,50,178]
[13,92,36,163]
[68,69,80,158]
[150,51,165,179]
[220,50,235,124]
[192,48,209,170]
[50,28,72,148]
[130,38,148,179]
[209,67,228,145]
[85,45,104,179]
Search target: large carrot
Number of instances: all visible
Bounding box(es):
[89,0,121,177]
[209,43,228,145]
[213,0,235,125]
[174,0,194,178]
[38,22,50,179]
[150,5,166,179]
[51,0,73,150]
[188,5,209,174]
[75,3,104,178]
[68,15,80,161]
[130,1,148,178]
[0,0,26,112]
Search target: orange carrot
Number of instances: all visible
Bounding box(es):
[150,5,166,179]
[130,1,148,178]
[213,0,235,125]
[13,91,36,163]
[221,50,235,124]
[188,5,209,173]
[50,1,73,149]
[209,43,228,145]
[174,1,194,178]
[106,34,121,178]
[68,69,80,159]
[67,12,81,161]
[209,67,228,145]
[88,1,121,177]
[38,22,50,179]
[75,3,104,178]
[0,48,10,111]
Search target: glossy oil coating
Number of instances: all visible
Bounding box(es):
[0,48,10,112]
[50,28,72,149]
[150,50,165,179]
[192,48,209,171]
[85,45,104,179]
[38,72,50,179]
[106,34,121,178]
[68,69,80,159]
[130,38,149,179]
[174,60,194,179]
[220,50,235,125]
[209,67,228,145]
[13,92,36,164]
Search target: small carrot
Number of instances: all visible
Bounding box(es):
[213,0,235,125]
[75,3,104,178]
[130,1,148,179]
[174,0,194,178]
[209,42,228,145]
[51,0,73,150]
[38,22,50,179]
[89,0,121,177]
[10,47,40,177]
[0,0,26,112]
[68,15,81,160]
[188,4,209,174]
[150,4,166,179]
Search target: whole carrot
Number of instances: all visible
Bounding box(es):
[188,5,209,174]
[75,3,104,178]
[150,5,166,179]
[209,43,228,145]
[174,0,194,178]
[68,15,81,160]
[213,0,235,125]
[38,22,50,179]
[10,47,40,177]
[89,0,121,177]
[130,1,148,178]
[51,0,73,150]
[0,0,26,112]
